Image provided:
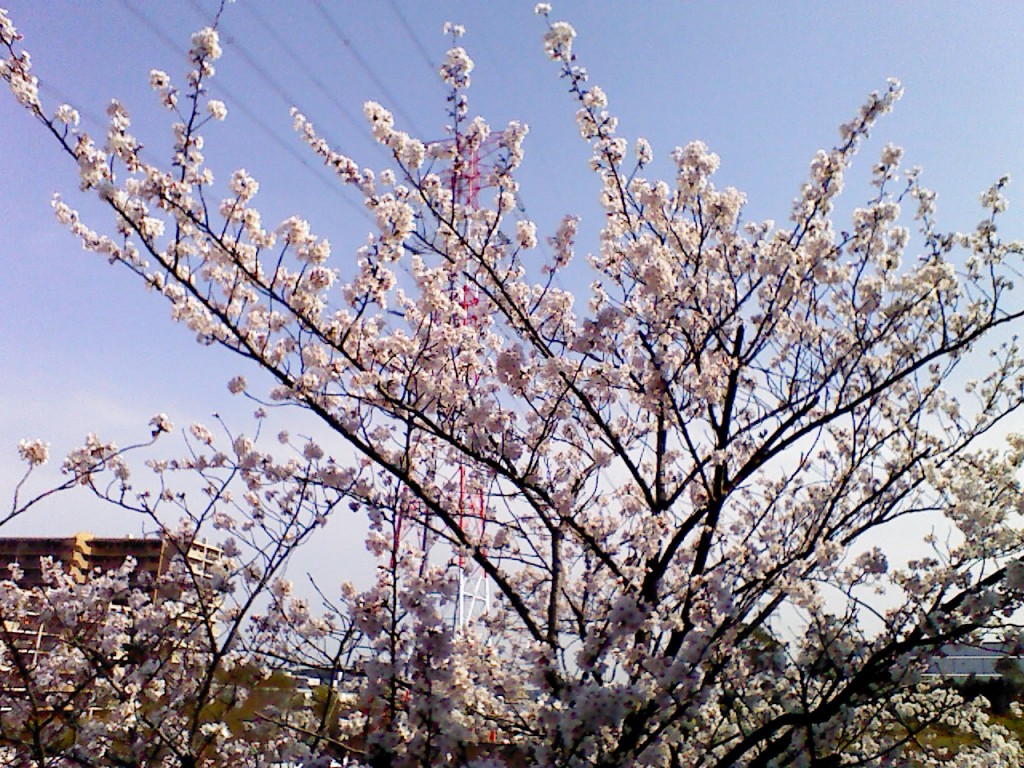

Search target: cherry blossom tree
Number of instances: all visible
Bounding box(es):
[5,3,1024,766]
[2,421,357,767]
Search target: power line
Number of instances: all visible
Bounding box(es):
[241,3,375,150]
[186,0,378,161]
[310,0,426,139]
[385,0,438,75]
[116,0,370,221]
[36,81,107,135]
[127,1,557,288]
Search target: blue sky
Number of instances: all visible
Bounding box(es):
[1,1,1023,584]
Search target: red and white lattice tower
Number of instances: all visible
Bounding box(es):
[438,131,507,211]
[440,130,506,630]
[388,132,505,630]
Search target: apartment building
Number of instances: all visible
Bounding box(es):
[0,532,223,668]
[0,532,221,590]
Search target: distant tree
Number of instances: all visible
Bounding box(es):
[994,656,1024,692]
[956,656,1024,716]
[5,3,1024,766]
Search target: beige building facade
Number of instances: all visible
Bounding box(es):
[0,532,221,590]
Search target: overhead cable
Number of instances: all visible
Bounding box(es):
[117,0,371,220]
[310,0,427,138]
[385,0,439,75]
[242,3,375,148]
